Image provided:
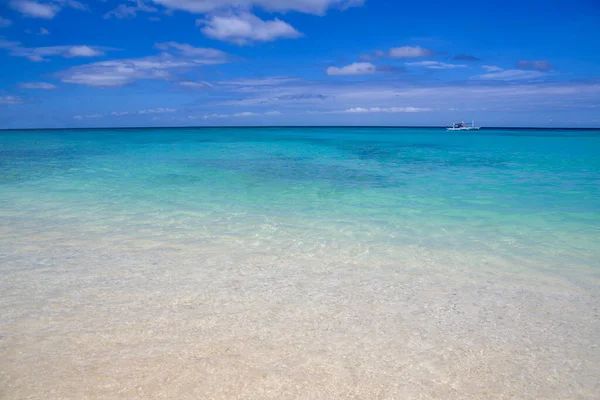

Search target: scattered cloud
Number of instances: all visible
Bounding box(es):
[68,46,105,57]
[197,12,302,45]
[474,69,549,81]
[105,0,158,19]
[58,44,230,87]
[516,60,553,71]
[0,95,24,104]
[389,46,433,59]
[326,62,376,76]
[19,45,109,61]
[18,82,57,89]
[341,106,431,113]
[453,54,480,61]
[203,111,256,118]
[214,86,329,106]
[482,65,502,72]
[378,65,406,73]
[180,81,214,89]
[275,93,327,100]
[59,56,184,87]
[9,0,59,19]
[138,107,176,114]
[8,0,85,19]
[39,27,50,34]
[48,79,600,125]
[201,110,281,119]
[212,76,600,117]
[219,77,298,86]
[474,65,551,81]
[0,40,114,61]
[0,17,12,28]
[361,47,431,62]
[73,113,102,119]
[149,0,363,16]
[76,108,177,119]
[405,61,467,69]
[0,38,21,48]
[359,50,385,61]
[56,0,86,11]
[155,42,228,59]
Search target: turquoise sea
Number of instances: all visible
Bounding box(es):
[1,127,599,399]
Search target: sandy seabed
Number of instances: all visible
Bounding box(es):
[1,226,599,400]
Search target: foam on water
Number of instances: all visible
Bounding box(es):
[1,127,599,398]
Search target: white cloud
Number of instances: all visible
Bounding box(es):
[104,4,138,19]
[66,45,104,57]
[210,76,600,117]
[9,0,59,19]
[150,0,363,15]
[389,46,433,59]
[105,0,158,19]
[219,77,297,86]
[474,69,549,81]
[477,64,551,80]
[198,12,301,45]
[8,0,85,19]
[56,0,86,11]
[327,62,376,76]
[405,61,467,69]
[77,108,177,119]
[482,65,502,72]
[18,82,57,89]
[361,46,434,62]
[342,106,431,113]
[0,17,12,28]
[138,107,176,114]
[203,111,261,119]
[0,95,23,104]
[73,113,102,119]
[516,60,553,71]
[58,45,230,87]
[155,42,228,58]
[264,110,281,115]
[59,56,182,87]
[39,27,50,34]
[361,49,393,61]
[0,38,20,48]
[180,81,213,89]
[3,43,113,62]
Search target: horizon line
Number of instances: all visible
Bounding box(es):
[2,125,600,132]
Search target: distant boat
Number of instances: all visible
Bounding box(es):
[446,120,480,131]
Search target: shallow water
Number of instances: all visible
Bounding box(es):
[1,127,599,398]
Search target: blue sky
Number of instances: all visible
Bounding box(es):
[0,0,599,128]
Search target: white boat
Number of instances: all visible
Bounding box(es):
[446,120,480,131]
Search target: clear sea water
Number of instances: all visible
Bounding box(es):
[1,127,599,399]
